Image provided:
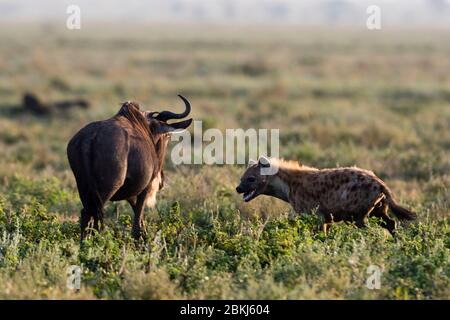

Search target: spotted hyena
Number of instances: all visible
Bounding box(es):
[236,156,416,235]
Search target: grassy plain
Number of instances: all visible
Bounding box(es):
[0,25,448,299]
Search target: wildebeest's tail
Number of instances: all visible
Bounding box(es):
[81,133,104,223]
[67,129,104,224]
[375,177,417,221]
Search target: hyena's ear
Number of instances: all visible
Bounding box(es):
[258,156,271,168]
[248,159,257,167]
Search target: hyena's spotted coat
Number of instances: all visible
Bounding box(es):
[236,157,416,235]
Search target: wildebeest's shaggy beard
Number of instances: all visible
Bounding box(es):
[236,157,417,235]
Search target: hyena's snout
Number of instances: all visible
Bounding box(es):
[236,181,253,194]
[235,182,259,202]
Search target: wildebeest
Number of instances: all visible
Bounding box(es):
[23,92,52,115]
[236,156,416,235]
[23,92,90,116]
[67,95,192,241]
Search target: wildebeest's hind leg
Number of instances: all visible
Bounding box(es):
[90,181,126,236]
[128,189,150,240]
[76,183,102,241]
[371,199,396,235]
[71,161,108,240]
[80,198,105,241]
[80,208,91,241]
[86,192,107,235]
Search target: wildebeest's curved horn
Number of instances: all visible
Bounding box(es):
[155,94,191,122]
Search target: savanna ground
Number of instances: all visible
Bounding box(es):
[0,25,449,299]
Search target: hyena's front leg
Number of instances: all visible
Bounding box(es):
[322,223,331,235]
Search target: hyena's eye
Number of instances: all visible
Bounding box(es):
[247,177,256,183]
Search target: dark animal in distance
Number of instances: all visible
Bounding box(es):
[67,95,192,241]
[23,92,90,116]
[236,156,417,235]
[23,92,51,115]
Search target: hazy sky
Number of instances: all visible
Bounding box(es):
[1,0,449,27]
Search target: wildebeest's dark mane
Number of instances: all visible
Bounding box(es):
[116,101,153,138]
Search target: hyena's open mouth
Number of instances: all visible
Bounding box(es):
[243,189,257,202]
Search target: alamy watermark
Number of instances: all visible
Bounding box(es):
[64,4,381,31]
[66,5,81,30]
[366,5,381,30]
[366,265,382,289]
[66,265,81,290]
[170,120,279,174]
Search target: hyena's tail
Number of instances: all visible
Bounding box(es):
[377,179,417,221]
[388,199,417,221]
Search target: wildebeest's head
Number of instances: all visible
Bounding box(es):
[145,95,192,189]
[236,156,273,202]
[145,94,192,147]
[118,95,192,191]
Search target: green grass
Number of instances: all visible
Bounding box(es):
[0,25,449,299]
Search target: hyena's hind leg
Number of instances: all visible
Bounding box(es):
[371,197,396,235]
[355,209,372,229]
[356,193,386,230]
